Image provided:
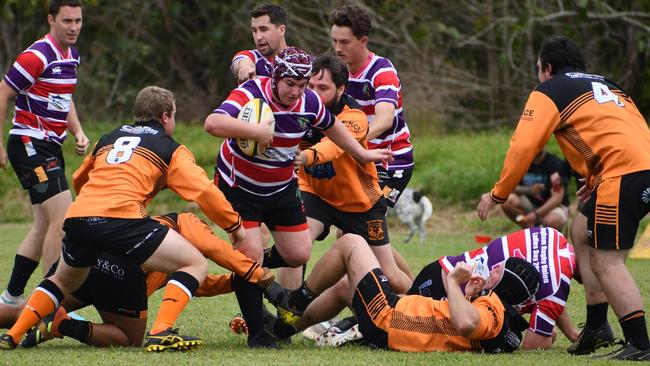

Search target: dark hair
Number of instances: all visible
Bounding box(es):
[49,0,83,17]
[250,3,287,26]
[538,36,586,75]
[312,55,349,89]
[329,5,371,38]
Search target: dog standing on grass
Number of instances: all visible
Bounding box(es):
[388,188,433,243]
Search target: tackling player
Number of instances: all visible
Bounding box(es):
[477,35,650,360]
[0,0,89,306]
[0,86,245,352]
[231,4,288,83]
[329,5,414,206]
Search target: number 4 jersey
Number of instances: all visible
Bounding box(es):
[491,68,650,202]
[66,121,241,233]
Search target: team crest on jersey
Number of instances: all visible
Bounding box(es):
[47,93,71,112]
[363,84,371,97]
[642,187,650,204]
[297,117,310,130]
[366,220,385,241]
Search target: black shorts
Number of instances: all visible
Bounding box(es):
[377,167,413,207]
[62,217,169,268]
[302,192,390,246]
[580,170,650,250]
[406,261,447,299]
[7,135,69,204]
[72,254,148,318]
[352,268,399,349]
[217,177,307,230]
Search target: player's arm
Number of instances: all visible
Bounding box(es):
[478,91,560,220]
[446,262,481,336]
[555,308,580,343]
[367,101,395,140]
[533,173,565,218]
[231,51,257,83]
[322,118,391,165]
[66,99,89,156]
[0,81,16,169]
[71,146,97,194]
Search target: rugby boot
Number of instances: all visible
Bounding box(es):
[143,328,202,352]
[20,306,68,348]
[264,282,302,325]
[316,323,364,347]
[593,342,650,361]
[567,322,617,355]
[229,314,248,335]
[0,334,17,350]
[247,329,279,349]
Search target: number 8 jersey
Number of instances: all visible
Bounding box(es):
[66,121,241,233]
[490,68,650,202]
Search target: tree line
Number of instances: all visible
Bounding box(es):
[1,0,649,132]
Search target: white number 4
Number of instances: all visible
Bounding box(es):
[106,136,141,164]
[591,82,624,107]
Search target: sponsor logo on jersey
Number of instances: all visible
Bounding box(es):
[47,93,71,112]
[51,66,62,74]
[120,125,160,135]
[642,187,650,204]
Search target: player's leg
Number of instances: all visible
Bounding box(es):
[541,206,569,231]
[391,247,414,280]
[370,244,412,294]
[501,193,527,222]
[90,311,147,347]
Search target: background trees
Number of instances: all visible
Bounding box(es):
[1,0,649,131]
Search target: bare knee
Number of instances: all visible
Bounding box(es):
[282,245,311,267]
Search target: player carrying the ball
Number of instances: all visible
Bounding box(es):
[204,46,391,348]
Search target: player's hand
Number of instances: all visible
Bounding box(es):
[448,261,474,285]
[257,267,275,289]
[236,59,256,84]
[229,226,246,249]
[293,150,307,169]
[477,192,498,221]
[531,183,545,194]
[359,147,393,165]
[522,212,537,228]
[255,118,275,154]
[74,132,89,156]
[576,179,592,203]
[0,145,7,169]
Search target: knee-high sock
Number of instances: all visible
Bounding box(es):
[232,274,264,337]
[150,271,199,335]
[8,279,63,341]
[7,254,39,297]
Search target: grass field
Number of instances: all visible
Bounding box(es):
[0,208,647,365]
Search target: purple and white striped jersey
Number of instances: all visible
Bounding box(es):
[231,49,273,79]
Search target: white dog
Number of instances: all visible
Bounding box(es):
[387,188,433,243]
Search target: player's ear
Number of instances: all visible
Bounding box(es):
[359,36,369,47]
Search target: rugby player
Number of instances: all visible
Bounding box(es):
[477,35,650,360]
[0,86,245,352]
[266,233,539,353]
[329,5,414,207]
[0,0,89,306]
[204,46,391,348]
[231,4,288,83]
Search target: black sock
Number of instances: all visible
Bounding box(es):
[288,284,317,312]
[58,319,93,343]
[7,255,39,297]
[585,302,609,329]
[620,310,650,350]
[262,246,290,269]
[232,274,264,337]
[272,318,298,339]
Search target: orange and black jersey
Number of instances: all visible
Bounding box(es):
[68,121,241,233]
[492,69,650,202]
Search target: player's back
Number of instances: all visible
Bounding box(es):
[67,121,180,219]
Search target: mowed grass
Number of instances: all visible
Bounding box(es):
[0,212,648,365]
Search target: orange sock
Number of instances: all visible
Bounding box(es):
[150,282,191,335]
[8,290,56,341]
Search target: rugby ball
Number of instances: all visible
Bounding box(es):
[236,98,275,156]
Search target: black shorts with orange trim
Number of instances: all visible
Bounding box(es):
[303,192,390,246]
[352,268,399,349]
[218,177,307,230]
[72,254,148,318]
[7,135,69,204]
[580,170,650,250]
[377,167,413,207]
[62,216,169,267]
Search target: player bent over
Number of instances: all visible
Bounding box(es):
[266,234,539,352]
[0,86,245,352]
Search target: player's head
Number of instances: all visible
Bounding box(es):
[492,257,540,306]
[48,0,83,48]
[537,35,586,83]
[250,3,287,57]
[309,54,348,110]
[134,86,176,136]
[272,47,312,106]
[329,5,371,66]
[480,303,529,353]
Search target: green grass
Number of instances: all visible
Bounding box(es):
[0,217,647,365]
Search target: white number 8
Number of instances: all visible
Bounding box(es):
[106,136,141,164]
[591,82,624,107]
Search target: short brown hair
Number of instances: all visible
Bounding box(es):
[251,3,287,26]
[133,86,175,123]
[329,5,371,38]
[49,0,83,17]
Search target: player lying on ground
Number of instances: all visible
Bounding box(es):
[264,233,539,353]
[0,212,273,348]
[0,86,245,352]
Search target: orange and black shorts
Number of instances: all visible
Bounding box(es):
[580,170,650,250]
[352,268,399,349]
[302,192,390,246]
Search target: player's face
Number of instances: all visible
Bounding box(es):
[251,15,285,57]
[485,262,505,290]
[331,25,367,66]
[48,6,82,48]
[276,77,308,106]
[308,69,344,110]
[162,103,177,136]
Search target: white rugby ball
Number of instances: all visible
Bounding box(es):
[236,98,275,156]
